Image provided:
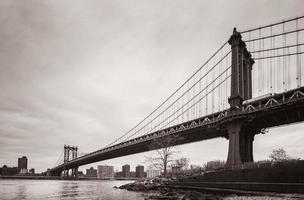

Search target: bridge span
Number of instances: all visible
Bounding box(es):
[49,16,304,177]
[49,87,304,176]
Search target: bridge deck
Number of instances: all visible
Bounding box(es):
[50,87,304,173]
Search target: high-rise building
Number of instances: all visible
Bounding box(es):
[135,165,145,178]
[97,165,114,179]
[146,169,161,178]
[122,164,130,177]
[86,167,97,178]
[18,156,28,174]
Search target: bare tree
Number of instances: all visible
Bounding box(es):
[145,135,181,176]
[269,148,290,162]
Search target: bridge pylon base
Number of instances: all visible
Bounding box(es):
[71,167,78,178]
[226,122,255,167]
[61,168,70,178]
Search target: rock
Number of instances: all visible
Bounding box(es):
[118,177,225,200]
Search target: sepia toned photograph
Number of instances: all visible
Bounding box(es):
[0,0,303,199]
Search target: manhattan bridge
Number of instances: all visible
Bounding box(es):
[48,16,304,177]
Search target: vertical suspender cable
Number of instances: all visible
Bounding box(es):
[219,49,223,111]
[186,81,189,121]
[287,24,290,90]
[212,59,215,113]
[252,31,255,95]
[262,37,265,94]
[287,45,290,90]
[177,90,179,124]
[205,63,208,115]
[283,21,287,91]
[225,52,228,107]
[199,64,202,116]
[296,19,301,87]
[258,29,261,95]
[193,75,196,119]
[270,26,273,93]
[182,91,184,123]
[273,30,276,93]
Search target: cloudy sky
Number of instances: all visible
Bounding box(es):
[0,0,304,173]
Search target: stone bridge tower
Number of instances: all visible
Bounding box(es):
[226,28,256,166]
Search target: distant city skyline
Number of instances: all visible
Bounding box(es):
[0,155,35,176]
[0,0,304,173]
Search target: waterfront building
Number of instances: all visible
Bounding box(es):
[78,171,85,178]
[135,165,145,178]
[122,164,130,177]
[146,169,161,178]
[130,171,136,177]
[86,167,97,178]
[1,165,18,176]
[97,165,114,179]
[114,171,122,177]
[18,156,28,174]
[29,168,35,174]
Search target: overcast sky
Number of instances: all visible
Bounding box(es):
[0,0,304,173]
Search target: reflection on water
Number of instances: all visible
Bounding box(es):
[0,179,144,200]
[17,184,27,200]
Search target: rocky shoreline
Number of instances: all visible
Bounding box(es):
[117,177,242,199]
[118,177,171,191]
[117,178,223,199]
[116,177,304,200]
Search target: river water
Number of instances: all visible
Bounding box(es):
[0,179,302,200]
[0,179,145,200]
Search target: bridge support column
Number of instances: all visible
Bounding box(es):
[226,27,255,167]
[228,28,254,108]
[71,167,78,178]
[226,122,255,167]
[62,169,69,177]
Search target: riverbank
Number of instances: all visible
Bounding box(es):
[118,178,226,199]
[118,178,304,199]
[118,161,304,199]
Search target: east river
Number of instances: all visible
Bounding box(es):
[0,179,302,200]
[0,179,144,200]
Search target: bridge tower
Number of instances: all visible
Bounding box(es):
[226,28,256,166]
[63,145,78,178]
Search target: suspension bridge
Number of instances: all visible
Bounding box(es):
[48,16,304,177]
